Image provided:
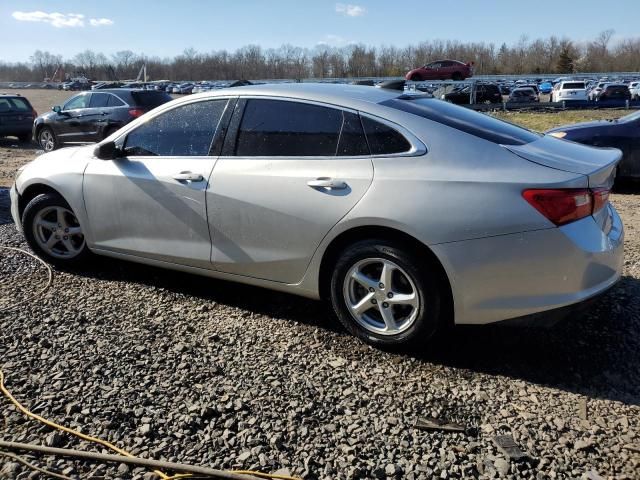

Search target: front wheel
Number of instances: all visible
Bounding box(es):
[37,127,58,152]
[330,240,441,349]
[22,193,92,267]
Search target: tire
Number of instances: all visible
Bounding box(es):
[451,72,463,81]
[22,193,92,268]
[410,74,421,82]
[17,133,31,143]
[37,126,58,152]
[330,239,442,349]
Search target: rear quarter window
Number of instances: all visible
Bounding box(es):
[381,97,540,145]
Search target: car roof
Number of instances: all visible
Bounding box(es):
[190,83,403,110]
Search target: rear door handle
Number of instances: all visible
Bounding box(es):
[307,177,348,190]
[173,172,204,182]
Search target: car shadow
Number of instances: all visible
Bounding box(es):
[63,253,640,407]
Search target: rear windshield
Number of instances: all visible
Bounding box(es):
[381,97,540,145]
[562,82,585,89]
[0,97,31,112]
[131,91,172,109]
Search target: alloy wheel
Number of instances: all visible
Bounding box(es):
[39,129,55,152]
[343,258,420,335]
[32,206,85,259]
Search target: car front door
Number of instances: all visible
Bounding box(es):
[207,98,374,284]
[83,98,231,268]
[54,93,91,142]
[83,92,112,141]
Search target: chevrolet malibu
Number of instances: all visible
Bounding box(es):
[11,84,624,348]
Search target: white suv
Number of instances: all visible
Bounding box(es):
[551,81,588,102]
[629,81,640,100]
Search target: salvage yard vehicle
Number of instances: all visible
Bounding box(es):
[33,89,172,152]
[596,84,631,102]
[405,60,473,81]
[11,84,624,348]
[442,83,502,104]
[508,87,539,103]
[548,109,640,181]
[0,93,37,142]
[551,80,588,102]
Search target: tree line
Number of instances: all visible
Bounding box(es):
[1,31,639,82]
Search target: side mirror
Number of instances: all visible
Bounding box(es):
[52,105,62,113]
[93,141,119,160]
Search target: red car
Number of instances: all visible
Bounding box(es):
[405,60,474,81]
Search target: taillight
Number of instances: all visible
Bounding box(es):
[128,108,145,118]
[522,188,609,226]
[31,109,38,118]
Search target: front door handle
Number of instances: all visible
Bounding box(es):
[307,177,348,190]
[173,171,204,182]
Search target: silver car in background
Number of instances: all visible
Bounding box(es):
[10,84,624,348]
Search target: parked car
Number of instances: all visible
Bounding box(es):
[630,81,640,100]
[588,82,608,101]
[442,83,502,104]
[518,84,540,96]
[548,109,640,181]
[405,60,474,81]
[0,93,37,142]
[596,84,631,102]
[551,81,588,102]
[508,87,539,103]
[538,81,553,94]
[11,84,623,348]
[32,89,172,152]
[62,81,90,91]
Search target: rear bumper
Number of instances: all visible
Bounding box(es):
[0,124,31,136]
[432,205,624,325]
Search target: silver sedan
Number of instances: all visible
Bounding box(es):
[10,84,624,348]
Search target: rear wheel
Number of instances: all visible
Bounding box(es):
[451,72,463,81]
[410,74,421,81]
[37,127,57,152]
[22,193,92,267]
[330,239,441,349]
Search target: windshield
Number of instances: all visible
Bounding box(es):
[381,96,540,145]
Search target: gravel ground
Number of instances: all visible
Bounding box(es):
[0,189,639,480]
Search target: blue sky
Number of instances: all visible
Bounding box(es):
[1,0,638,62]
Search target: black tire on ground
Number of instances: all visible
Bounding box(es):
[37,126,58,152]
[330,239,442,349]
[22,193,92,268]
[410,74,421,81]
[451,72,463,81]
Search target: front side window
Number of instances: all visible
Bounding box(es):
[64,94,89,110]
[124,99,227,156]
[235,99,343,156]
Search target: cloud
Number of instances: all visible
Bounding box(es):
[335,3,366,17]
[12,11,85,27]
[89,18,114,27]
[12,11,114,28]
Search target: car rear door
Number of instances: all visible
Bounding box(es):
[83,98,231,268]
[207,98,374,284]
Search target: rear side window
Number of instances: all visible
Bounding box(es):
[124,99,227,156]
[131,91,172,109]
[381,97,540,145]
[235,99,343,156]
[361,116,412,155]
[107,95,126,107]
[10,98,30,111]
[89,93,110,108]
[337,111,369,156]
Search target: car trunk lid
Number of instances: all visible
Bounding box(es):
[504,135,621,233]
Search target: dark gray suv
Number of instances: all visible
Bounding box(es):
[0,93,37,142]
[33,89,172,152]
